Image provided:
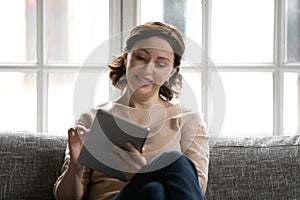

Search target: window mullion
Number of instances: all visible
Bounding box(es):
[121,0,139,42]
[108,0,138,101]
[202,0,214,134]
[121,0,138,31]
[273,0,286,136]
[109,0,122,101]
[36,0,48,132]
[109,0,122,55]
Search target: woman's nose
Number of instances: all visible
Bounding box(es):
[142,62,154,73]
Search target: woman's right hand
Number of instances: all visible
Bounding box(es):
[68,128,85,167]
[54,128,87,200]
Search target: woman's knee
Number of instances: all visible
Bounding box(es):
[159,150,182,160]
[141,150,196,174]
[160,151,196,172]
[153,150,184,167]
[139,181,166,200]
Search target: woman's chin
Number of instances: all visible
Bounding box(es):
[132,84,159,96]
[135,84,153,93]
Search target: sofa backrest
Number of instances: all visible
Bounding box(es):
[0,132,67,200]
[0,132,299,199]
[205,135,300,200]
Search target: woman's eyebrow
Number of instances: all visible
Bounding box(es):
[135,48,171,63]
[157,57,171,63]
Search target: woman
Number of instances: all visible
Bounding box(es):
[54,22,209,200]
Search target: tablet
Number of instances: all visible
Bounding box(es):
[77,109,150,181]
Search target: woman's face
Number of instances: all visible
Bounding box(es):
[124,36,176,99]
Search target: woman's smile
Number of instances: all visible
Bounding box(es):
[135,74,153,86]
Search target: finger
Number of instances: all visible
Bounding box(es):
[113,144,145,164]
[112,152,135,180]
[126,145,145,163]
[75,128,88,142]
[68,128,81,143]
[125,142,139,153]
[112,145,133,164]
[112,145,132,171]
[68,128,76,137]
[113,145,140,165]
[140,147,145,154]
[68,128,77,144]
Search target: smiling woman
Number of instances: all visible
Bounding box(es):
[53,21,209,200]
[123,37,176,103]
[109,22,184,102]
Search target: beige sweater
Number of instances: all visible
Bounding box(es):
[54,102,209,200]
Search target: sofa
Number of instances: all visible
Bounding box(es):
[0,131,299,200]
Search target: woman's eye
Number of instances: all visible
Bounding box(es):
[136,55,146,61]
[155,63,168,68]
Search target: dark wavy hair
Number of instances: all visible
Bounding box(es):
[108,22,185,101]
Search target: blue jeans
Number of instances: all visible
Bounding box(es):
[111,150,203,200]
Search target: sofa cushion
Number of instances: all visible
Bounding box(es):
[0,132,67,200]
[1,132,299,199]
[205,135,300,200]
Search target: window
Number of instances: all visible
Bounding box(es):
[138,0,300,136]
[0,0,109,134]
[284,73,300,135]
[1,0,299,137]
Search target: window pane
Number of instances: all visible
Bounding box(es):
[211,0,274,63]
[0,0,36,63]
[286,0,300,62]
[140,0,202,46]
[48,72,109,134]
[0,73,36,131]
[46,0,109,64]
[181,71,202,112]
[212,72,273,136]
[140,0,164,23]
[284,73,299,135]
[48,73,75,134]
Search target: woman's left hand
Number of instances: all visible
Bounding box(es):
[112,142,147,181]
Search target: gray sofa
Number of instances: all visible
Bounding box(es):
[0,131,299,200]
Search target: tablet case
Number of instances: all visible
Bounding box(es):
[77,109,150,181]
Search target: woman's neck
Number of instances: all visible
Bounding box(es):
[116,88,170,109]
[129,95,160,109]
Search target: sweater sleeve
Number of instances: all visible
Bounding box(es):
[180,111,209,194]
[53,107,98,199]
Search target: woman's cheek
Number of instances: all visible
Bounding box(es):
[153,68,173,85]
[125,66,142,90]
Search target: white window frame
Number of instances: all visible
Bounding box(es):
[0,0,299,135]
[123,0,300,136]
[0,0,121,133]
[36,0,122,132]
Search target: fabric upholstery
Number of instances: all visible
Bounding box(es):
[205,135,300,200]
[0,132,67,200]
[0,131,299,200]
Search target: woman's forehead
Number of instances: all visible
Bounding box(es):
[131,37,173,54]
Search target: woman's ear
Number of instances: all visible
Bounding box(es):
[174,66,180,72]
[169,66,180,78]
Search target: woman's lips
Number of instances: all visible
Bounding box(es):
[135,75,153,86]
